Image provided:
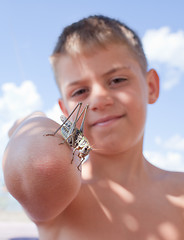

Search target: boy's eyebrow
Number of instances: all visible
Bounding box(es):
[102,66,131,77]
[65,66,131,87]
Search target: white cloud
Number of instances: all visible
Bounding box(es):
[0,80,43,140]
[155,136,162,145]
[142,27,184,90]
[145,134,184,171]
[143,27,184,69]
[0,80,62,168]
[0,80,42,123]
[46,103,62,124]
[156,134,184,151]
[162,67,182,90]
[145,150,184,172]
[0,80,43,184]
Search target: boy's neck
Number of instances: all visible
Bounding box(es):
[82,142,147,185]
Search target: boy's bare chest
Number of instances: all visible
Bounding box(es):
[62,185,184,240]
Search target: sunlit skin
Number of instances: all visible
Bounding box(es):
[3,44,184,240]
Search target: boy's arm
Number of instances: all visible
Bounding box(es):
[2,113,81,223]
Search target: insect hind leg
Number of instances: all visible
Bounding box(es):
[44,102,82,137]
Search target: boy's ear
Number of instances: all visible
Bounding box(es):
[58,98,69,116]
[147,69,160,104]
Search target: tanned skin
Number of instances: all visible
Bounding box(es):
[3,44,184,240]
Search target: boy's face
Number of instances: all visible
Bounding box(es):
[55,44,159,155]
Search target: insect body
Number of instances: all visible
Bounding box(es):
[46,102,92,171]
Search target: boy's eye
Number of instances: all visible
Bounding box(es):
[110,77,127,85]
[71,88,88,97]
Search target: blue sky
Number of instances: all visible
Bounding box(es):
[0,0,184,210]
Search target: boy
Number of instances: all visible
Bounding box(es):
[3,15,184,240]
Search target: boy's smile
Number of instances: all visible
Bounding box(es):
[56,44,158,155]
[90,113,124,127]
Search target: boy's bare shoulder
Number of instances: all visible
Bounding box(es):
[149,160,184,181]
[156,166,184,184]
[163,170,184,208]
[165,170,184,193]
[148,161,184,202]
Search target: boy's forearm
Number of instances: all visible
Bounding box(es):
[3,115,81,223]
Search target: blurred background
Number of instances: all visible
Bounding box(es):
[0,0,184,222]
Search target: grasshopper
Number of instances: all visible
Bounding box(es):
[45,102,92,171]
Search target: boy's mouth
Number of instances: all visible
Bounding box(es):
[91,114,125,127]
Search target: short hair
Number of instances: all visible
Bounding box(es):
[51,15,147,79]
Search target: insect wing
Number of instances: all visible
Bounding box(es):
[60,115,73,139]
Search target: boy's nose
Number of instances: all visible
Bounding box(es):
[90,85,114,111]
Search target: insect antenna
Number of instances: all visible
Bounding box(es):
[88,143,104,152]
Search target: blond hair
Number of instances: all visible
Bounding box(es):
[51,15,147,85]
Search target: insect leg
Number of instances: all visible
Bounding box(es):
[79,105,89,133]
[71,147,78,164]
[67,102,82,136]
[71,104,89,135]
[77,157,85,171]
[45,102,82,137]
